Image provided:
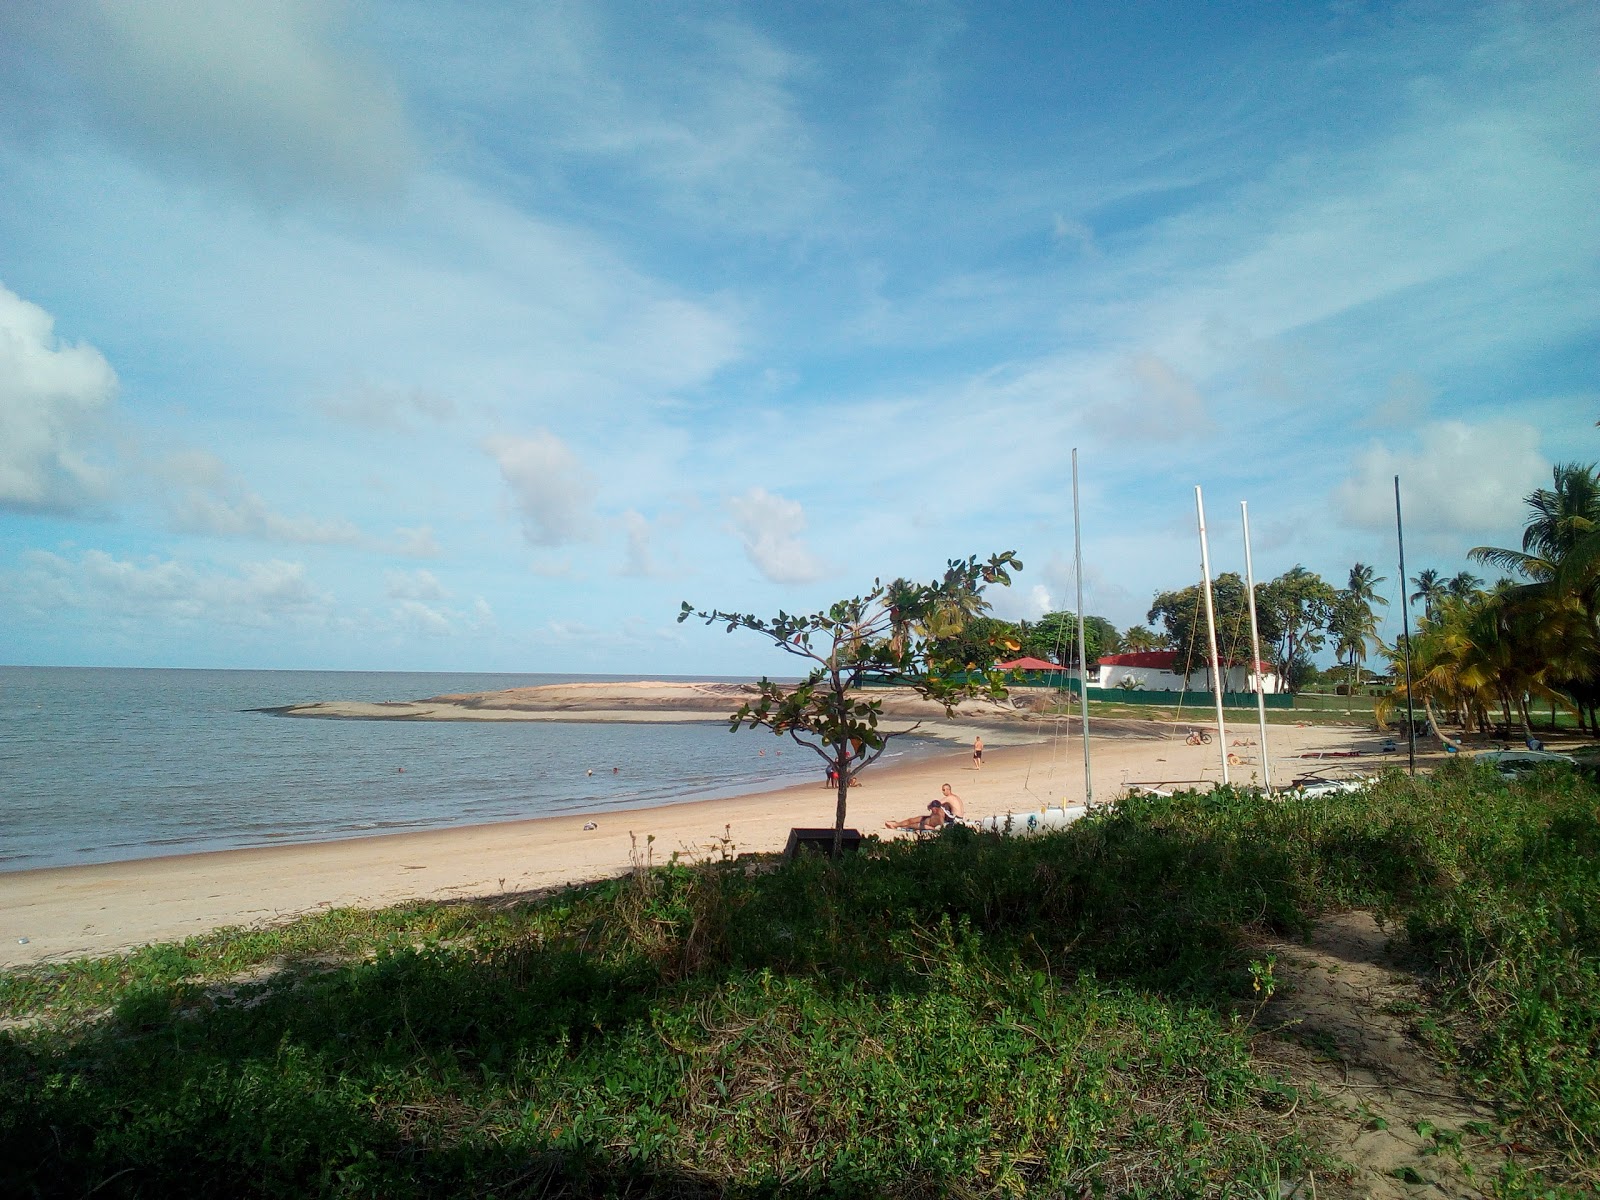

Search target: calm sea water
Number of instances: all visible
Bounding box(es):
[0,667,943,872]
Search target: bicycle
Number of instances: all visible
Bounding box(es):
[1185,729,1213,746]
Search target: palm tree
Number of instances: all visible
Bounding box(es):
[1346,562,1388,609]
[1446,571,1483,601]
[1333,563,1388,691]
[1409,568,1447,621]
[883,577,922,659]
[1122,625,1163,652]
[1471,462,1600,734]
[1470,463,1600,582]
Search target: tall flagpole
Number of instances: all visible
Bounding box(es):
[1395,476,1417,776]
[1241,501,1272,791]
[1195,486,1230,785]
[1072,449,1093,808]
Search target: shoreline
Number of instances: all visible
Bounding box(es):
[0,719,1389,969]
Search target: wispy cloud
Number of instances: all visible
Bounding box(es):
[1,0,416,204]
[9,549,333,627]
[155,450,361,545]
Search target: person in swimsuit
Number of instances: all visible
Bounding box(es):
[972,736,983,768]
[886,784,965,831]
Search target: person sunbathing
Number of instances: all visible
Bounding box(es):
[885,784,964,831]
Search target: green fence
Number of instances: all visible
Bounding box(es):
[1082,687,1294,710]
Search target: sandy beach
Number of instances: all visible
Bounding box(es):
[0,696,1397,970]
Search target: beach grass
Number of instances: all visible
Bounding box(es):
[2,761,1597,1197]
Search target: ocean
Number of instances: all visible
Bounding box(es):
[0,667,947,872]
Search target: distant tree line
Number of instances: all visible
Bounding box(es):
[955,462,1600,732]
[927,561,1409,696]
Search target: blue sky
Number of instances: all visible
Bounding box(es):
[0,0,1595,676]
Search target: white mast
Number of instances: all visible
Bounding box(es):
[1195,486,1230,785]
[1240,501,1272,791]
[1072,449,1093,808]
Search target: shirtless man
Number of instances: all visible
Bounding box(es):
[885,784,965,831]
[972,735,984,769]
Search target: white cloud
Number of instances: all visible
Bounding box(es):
[9,549,332,627]
[619,509,656,577]
[7,0,415,203]
[486,430,597,547]
[384,568,446,603]
[156,450,361,544]
[1334,420,1548,535]
[1086,354,1210,442]
[0,282,116,513]
[456,8,834,235]
[390,524,441,558]
[725,487,828,584]
[315,384,455,431]
[391,599,452,637]
[1051,215,1098,258]
[1363,372,1434,429]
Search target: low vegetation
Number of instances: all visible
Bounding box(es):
[2,763,1597,1197]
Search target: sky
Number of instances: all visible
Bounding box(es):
[0,0,1595,676]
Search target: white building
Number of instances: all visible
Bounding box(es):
[1093,651,1281,694]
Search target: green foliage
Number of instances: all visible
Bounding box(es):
[1120,623,1169,653]
[680,552,1021,850]
[1147,572,1284,683]
[3,766,1598,1196]
[1018,611,1121,666]
[1257,567,1338,692]
[926,614,1023,672]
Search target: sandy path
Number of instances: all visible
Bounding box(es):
[1,718,1379,968]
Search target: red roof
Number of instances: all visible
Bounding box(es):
[1099,650,1274,673]
[997,656,1066,671]
[1097,651,1178,669]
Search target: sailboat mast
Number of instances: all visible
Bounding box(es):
[1195,486,1230,785]
[1395,475,1417,776]
[1072,449,1093,808]
[1240,501,1272,791]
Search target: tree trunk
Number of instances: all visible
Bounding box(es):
[832,737,849,859]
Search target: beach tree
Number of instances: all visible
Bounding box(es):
[1147,573,1284,688]
[680,552,1022,857]
[1258,566,1338,692]
[1020,611,1121,666]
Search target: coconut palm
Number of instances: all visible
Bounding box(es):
[883,577,922,659]
[1470,462,1600,582]
[1331,563,1388,691]
[1409,568,1447,621]
[1346,562,1388,609]
[1469,462,1600,734]
[1446,571,1483,601]
[1122,625,1164,652]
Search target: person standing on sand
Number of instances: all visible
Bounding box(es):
[972,735,983,769]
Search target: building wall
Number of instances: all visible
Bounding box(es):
[1098,663,1282,694]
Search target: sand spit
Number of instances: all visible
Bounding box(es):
[267,679,1036,733]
